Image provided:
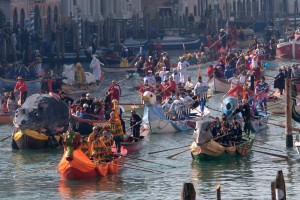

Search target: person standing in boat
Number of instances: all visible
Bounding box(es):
[59,91,74,105]
[14,76,28,105]
[184,77,194,94]
[171,69,180,85]
[233,99,252,136]
[274,68,285,95]
[1,93,10,113]
[130,110,142,142]
[7,92,18,112]
[89,55,103,82]
[255,76,270,113]
[101,131,113,161]
[177,57,189,84]
[193,76,210,115]
[88,126,101,154]
[229,117,243,143]
[180,92,195,119]
[107,80,122,102]
[109,111,124,153]
[162,52,171,72]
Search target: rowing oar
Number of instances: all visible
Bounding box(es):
[124,162,164,173]
[1,135,11,142]
[252,149,288,159]
[166,149,190,159]
[99,76,130,101]
[254,139,285,150]
[126,156,176,168]
[252,145,285,153]
[148,145,190,155]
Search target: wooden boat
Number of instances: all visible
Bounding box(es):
[276,38,300,59]
[0,77,42,91]
[190,121,254,161]
[119,103,144,116]
[58,146,127,180]
[11,128,62,150]
[121,128,148,152]
[62,72,104,94]
[0,112,14,124]
[152,36,203,50]
[207,74,231,93]
[142,91,210,134]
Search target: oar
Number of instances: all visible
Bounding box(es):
[148,145,190,155]
[1,135,11,142]
[166,149,190,159]
[124,162,164,173]
[252,149,288,159]
[252,145,285,153]
[126,156,176,168]
[123,165,158,174]
[99,76,130,101]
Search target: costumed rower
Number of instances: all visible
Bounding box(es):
[14,76,28,105]
[101,131,113,161]
[91,131,107,164]
[130,110,142,142]
[177,57,189,84]
[255,76,270,113]
[107,80,122,102]
[193,76,210,115]
[109,99,124,153]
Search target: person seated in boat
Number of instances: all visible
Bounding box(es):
[140,80,155,94]
[165,76,177,94]
[130,110,142,142]
[27,63,37,79]
[76,93,87,107]
[80,136,90,156]
[74,105,81,117]
[255,76,270,113]
[216,121,230,144]
[59,91,74,105]
[93,104,104,119]
[168,93,184,120]
[1,92,10,113]
[162,97,173,116]
[171,69,180,85]
[206,65,214,78]
[101,131,113,161]
[213,66,223,79]
[224,64,234,80]
[6,92,17,112]
[229,117,243,144]
[143,59,153,74]
[225,50,237,68]
[211,117,221,138]
[79,104,90,119]
[184,77,194,93]
[143,70,156,87]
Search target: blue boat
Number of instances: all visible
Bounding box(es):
[0,77,42,92]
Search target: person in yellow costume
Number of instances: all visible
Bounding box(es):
[91,133,107,164]
[101,131,114,161]
[88,126,101,154]
[109,99,124,153]
[75,62,86,84]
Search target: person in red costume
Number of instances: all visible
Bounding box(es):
[107,80,121,101]
[164,76,177,97]
[14,76,28,105]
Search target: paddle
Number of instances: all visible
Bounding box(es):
[148,145,190,155]
[252,149,288,159]
[166,149,190,159]
[124,162,165,173]
[1,135,11,142]
[126,156,176,168]
[252,145,285,153]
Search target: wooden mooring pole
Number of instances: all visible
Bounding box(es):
[271,170,286,200]
[285,77,293,147]
[216,184,221,200]
[181,183,196,200]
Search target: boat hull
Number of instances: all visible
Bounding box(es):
[0,77,41,91]
[0,113,14,124]
[121,129,148,152]
[207,75,230,93]
[276,40,300,59]
[191,134,254,161]
[154,38,202,50]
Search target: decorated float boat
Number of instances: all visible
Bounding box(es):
[190,121,254,161]
[58,145,127,180]
[0,77,42,91]
[221,97,268,132]
[11,94,69,150]
[276,34,300,59]
[121,128,148,152]
[142,91,210,134]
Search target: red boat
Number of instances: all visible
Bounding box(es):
[277,35,300,59]
[0,112,14,124]
[58,146,127,180]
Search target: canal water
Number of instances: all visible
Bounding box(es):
[1,52,300,199]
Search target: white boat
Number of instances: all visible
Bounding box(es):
[141,91,210,134]
[207,74,231,93]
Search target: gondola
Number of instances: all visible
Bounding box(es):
[121,128,148,152]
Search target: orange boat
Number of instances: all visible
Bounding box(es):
[58,146,127,180]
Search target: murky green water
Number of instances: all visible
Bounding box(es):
[1,52,300,199]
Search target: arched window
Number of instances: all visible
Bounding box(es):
[20,9,25,29]
[13,8,18,28]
